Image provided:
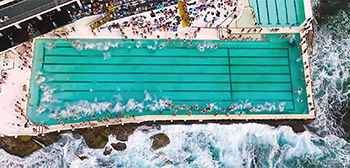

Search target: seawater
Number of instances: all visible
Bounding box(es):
[0,124,349,168]
[1,2,350,168]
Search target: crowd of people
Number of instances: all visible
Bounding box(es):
[0,41,35,130]
[101,7,181,39]
[0,0,317,134]
[69,0,111,21]
[65,0,272,44]
[89,0,178,30]
[69,0,177,24]
[9,42,34,131]
[47,99,286,132]
[91,0,243,42]
[297,18,315,112]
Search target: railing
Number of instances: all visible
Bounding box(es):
[0,0,73,29]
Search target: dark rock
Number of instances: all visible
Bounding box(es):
[78,124,138,149]
[109,124,138,142]
[0,124,138,158]
[115,132,128,142]
[0,132,61,158]
[111,142,127,151]
[150,133,170,150]
[0,136,41,158]
[32,133,61,146]
[76,154,88,160]
[0,116,315,158]
[103,146,112,155]
[78,127,109,149]
[342,106,350,142]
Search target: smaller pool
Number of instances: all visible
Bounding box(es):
[249,0,306,27]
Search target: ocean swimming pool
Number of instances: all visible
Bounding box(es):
[249,0,306,27]
[27,35,309,125]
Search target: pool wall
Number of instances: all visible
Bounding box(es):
[27,34,315,129]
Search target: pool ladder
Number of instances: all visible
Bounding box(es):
[35,125,45,135]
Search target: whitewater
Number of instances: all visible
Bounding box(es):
[1,3,350,168]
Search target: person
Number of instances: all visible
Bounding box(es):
[188,111,192,116]
[295,88,302,95]
[297,98,303,102]
[249,107,255,112]
[150,11,156,17]
[3,15,9,21]
[22,85,27,91]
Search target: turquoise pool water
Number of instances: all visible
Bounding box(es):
[28,34,308,125]
[249,0,306,27]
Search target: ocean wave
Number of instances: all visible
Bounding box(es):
[309,10,350,138]
[0,124,349,168]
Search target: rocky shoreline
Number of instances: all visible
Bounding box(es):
[0,119,313,158]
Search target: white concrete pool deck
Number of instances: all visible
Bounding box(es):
[0,0,315,136]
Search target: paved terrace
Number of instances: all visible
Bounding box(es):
[0,0,315,136]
